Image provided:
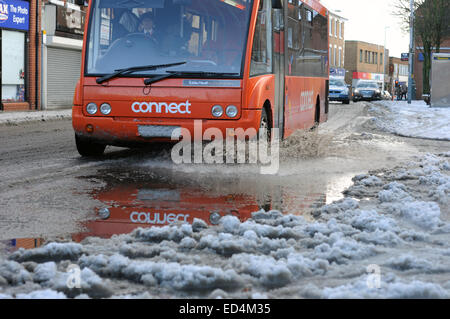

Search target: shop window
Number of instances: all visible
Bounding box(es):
[1,30,26,103]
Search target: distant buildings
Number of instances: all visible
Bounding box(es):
[414,37,450,99]
[328,11,347,79]
[388,56,409,94]
[344,40,387,89]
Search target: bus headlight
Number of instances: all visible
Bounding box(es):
[98,208,110,220]
[100,103,112,115]
[86,103,98,115]
[226,105,238,118]
[211,105,223,117]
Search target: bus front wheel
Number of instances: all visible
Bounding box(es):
[259,107,271,141]
[75,134,106,157]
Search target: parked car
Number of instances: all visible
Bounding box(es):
[353,82,382,102]
[328,79,350,104]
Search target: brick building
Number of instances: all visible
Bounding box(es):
[344,40,388,89]
[0,0,41,111]
[41,0,86,109]
[388,56,408,94]
[328,11,347,79]
[414,37,450,99]
[0,0,86,112]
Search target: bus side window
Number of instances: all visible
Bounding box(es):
[294,5,328,78]
[286,1,301,75]
[250,0,273,76]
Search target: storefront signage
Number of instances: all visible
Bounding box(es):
[0,0,29,31]
[330,68,346,78]
[353,72,384,82]
[401,53,409,61]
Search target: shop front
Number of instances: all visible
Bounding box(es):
[352,71,384,89]
[0,0,30,111]
[41,0,85,109]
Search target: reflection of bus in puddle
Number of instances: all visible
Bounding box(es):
[5,183,326,250]
[73,184,262,241]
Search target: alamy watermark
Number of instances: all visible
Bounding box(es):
[170,120,280,175]
[66,264,81,289]
[366,264,381,289]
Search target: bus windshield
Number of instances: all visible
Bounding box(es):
[85,0,253,78]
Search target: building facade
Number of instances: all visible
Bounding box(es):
[41,0,86,109]
[0,0,41,111]
[388,56,408,94]
[0,0,87,112]
[344,40,387,89]
[328,11,347,79]
[414,37,450,99]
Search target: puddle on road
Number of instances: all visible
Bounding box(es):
[4,163,355,252]
[72,168,323,241]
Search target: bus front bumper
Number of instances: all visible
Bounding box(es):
[72,106,262,146]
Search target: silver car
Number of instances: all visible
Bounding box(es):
[353,81,382,102]
[329,79,350,104]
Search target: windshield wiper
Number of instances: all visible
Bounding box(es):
[144,71,239,86]
[96,61,187,84]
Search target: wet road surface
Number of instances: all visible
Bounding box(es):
[0,102,449,253]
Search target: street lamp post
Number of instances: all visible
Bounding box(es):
[408,0,415,104]
[382,26,389,93]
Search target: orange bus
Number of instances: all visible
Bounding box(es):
[73,0,329,156]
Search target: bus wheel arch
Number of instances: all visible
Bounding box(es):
[262,100,273,129]
[75,134,106,157]
[314,95,321,125]
[258,100,272,141]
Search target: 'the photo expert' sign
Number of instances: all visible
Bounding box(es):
[0,0,29,31]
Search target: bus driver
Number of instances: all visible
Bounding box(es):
[138,12,158,44]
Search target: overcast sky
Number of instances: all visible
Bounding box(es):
[321,0,410,58]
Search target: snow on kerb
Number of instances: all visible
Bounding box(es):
[370,100,450,141]
[0,110,72,125]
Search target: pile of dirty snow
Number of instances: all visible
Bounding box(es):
[369,100,450,141]
[0,153,449,299]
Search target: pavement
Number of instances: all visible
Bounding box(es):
[0,109,72,125]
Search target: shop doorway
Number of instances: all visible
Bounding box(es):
[1,30,26,108]
[0,31,2,111]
